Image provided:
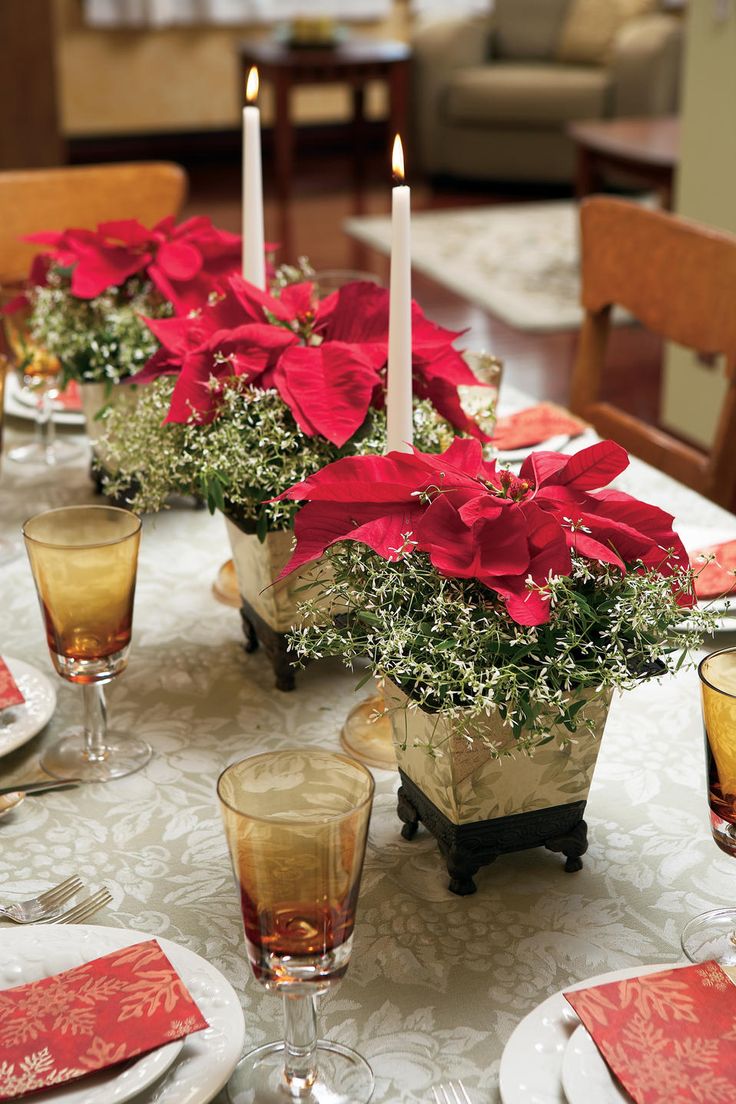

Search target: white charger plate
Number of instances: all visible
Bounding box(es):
[0,656,56,757]
[561,1025,628,1104]
[4,372,85,426]
[498,962,673,1104]
[0,925,245,1104]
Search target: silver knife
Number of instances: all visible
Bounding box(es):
[0,779,81,797]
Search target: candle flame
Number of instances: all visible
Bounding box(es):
[392,134,405,182]
[246,67,259,103]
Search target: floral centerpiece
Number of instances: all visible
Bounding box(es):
[12,216,242,392]
[99,274,493,689]
[276,437,711,892]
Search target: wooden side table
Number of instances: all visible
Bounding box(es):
[567,116,680,209]
[239,38,411,203]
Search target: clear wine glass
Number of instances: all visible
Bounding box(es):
[5,318,79,467]
[218,748,375,1104]
[681,647,736,967]
[23,505,151,782]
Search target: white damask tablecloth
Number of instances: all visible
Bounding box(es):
[1,393,736,1104]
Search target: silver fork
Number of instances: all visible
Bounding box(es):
[41,886,112,925]
[432,1082,473,1104]
[0,875,85,924]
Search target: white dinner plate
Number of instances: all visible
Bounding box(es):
[0,925,246,1104]
[4,372,85,426]
[561,1024,628,1104]
[492,434,571,465]
[498,962,674,1104]
[0,656,57,757]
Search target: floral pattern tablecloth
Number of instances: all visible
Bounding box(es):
[1,392,736,1104]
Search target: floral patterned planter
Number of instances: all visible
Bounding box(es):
[386,681,612,895]
[223,517,331,691]
[81,381,140,495]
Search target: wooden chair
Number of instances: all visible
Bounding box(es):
[570,196,736,508]
[0,161,188,291]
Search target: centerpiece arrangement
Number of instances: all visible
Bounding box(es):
[99,272,494,689]
[277,436,712,892]
[6,215,243,474]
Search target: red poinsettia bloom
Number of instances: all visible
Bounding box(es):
[274,437,693,626]
[130,274,489,447]
[23,216,244,313]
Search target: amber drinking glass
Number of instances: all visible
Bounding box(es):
[6,318,79,467]
[681,647,736,966]
[23,505,151,782]
[218,749,375,1104]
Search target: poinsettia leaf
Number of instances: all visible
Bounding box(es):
[555,440,629,490]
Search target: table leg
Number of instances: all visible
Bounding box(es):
[388,60,410,154]
[273,73,292,206]
[575,145,596,199]
[351,83,366,193]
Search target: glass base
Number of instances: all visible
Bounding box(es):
[8,439,81,467]
[340,693,397,771]
[681,908,736,968]
[41,729,152,782]
[226,1040,374,1104]
[711,813,736,857]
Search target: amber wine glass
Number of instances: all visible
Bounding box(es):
[218,749,375,1104]
[23,505,151,782]
[681,647,736,967]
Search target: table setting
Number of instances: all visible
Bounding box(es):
[3,74,736,1104]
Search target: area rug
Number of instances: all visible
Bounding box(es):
[345,199,605,333]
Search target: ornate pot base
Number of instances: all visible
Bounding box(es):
[239,596,303,693]
[396,770,588,896]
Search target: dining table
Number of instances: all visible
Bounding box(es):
[1,383,736,1104]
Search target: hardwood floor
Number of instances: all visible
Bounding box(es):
[184,151,661,417]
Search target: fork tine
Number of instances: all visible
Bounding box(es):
[432,1090,444,1104]
[36,876,84,910]
[457,1084,472,1104]
[44,888,111,925]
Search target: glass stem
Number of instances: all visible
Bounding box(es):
[281,992,318,1097]
[82,683,108,762]
[36,388,56,465]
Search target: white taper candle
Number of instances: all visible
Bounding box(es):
[386,134,413,454]
[242,67,266,290]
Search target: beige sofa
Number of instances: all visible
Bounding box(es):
[411,0,683,183]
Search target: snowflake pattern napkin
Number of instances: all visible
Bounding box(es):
[490,404,587,451]
[0,939,208,1100]
[564,961,736,1104]
[0,659,24,712]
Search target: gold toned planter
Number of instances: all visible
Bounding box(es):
[223,517,331,691]
[386,682,612,895]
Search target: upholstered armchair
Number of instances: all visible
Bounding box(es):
[411,0,682,183]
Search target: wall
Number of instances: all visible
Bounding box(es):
[54,0,410,136]
[660,0,736,448]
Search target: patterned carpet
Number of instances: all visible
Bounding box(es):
[345,199,620,333]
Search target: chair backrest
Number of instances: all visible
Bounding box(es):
[570,196,736,508]
[0,161,188,290]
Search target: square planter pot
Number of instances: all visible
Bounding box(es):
[386,681,612,895]
[224,516,332,691]
[81,381,140,501]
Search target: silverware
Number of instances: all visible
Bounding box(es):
[432,1082,473,1104]
[0,778,81,797]
[0,874,85,924]
[41,886,112,925]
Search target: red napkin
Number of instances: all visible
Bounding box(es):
[56,379,82,412]
[690,540,736,600]
[0,939,208,1100]
[565,961,736,1104]
[490,404,587,451]
[0,659,24,711]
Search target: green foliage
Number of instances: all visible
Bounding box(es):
[100,376,454,533]
[27,267,171,386]
[290,543,715,750]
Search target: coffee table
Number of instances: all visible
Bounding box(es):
[568,116,679,208]
[239,38,411,203]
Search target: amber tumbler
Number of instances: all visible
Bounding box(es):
[218,749,374,1104]
[23,505,150,782]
